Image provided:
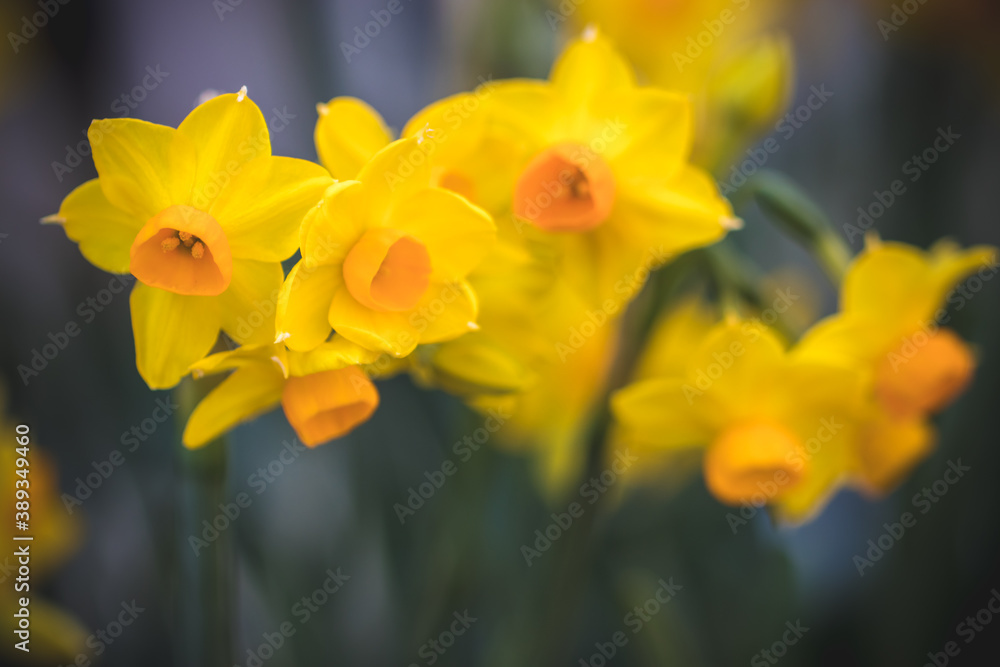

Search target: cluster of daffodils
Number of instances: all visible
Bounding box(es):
[612,240,995,521]
[51,28,994,522]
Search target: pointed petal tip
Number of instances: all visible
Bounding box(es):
[721,216,744,231]
[237,85,248,102]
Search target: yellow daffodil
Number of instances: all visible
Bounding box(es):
[564,0,785,93]
[490,31,738,306]
[612,316,868,521]
[47,87,333,389]
[794,238,997,491]
[314,90,518,216]
[184,337,381,448]
[275,136,496,357]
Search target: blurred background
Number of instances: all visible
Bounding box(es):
[1,0,1000,665]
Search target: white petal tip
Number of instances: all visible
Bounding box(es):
[467,322,480,331]
[237,85,248,102]
[270,355,289,378]
[192,369,204,379]
[582,24,599,42]
[316,102,329,116]
[40,214,63,225]
[721,216,744,231]
[274,332,291,344]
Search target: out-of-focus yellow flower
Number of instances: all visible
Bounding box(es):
[47,88,333,389]
[795,238,997,490]
[565,0,785,92]
[612,316,868,521]
[183,337,381,448]
[491,32,738,306]
[1,403,86,663]
[275,136,496,357]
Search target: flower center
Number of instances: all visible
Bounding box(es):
[343,228,431,312]
[876,328,975,419]
[281,367,380,447]
[513,143,615,232]
[704,421,806,505]
[129,205,232,296]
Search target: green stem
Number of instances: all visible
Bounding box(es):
[174,378,232,667]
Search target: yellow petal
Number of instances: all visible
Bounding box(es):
[327,282,419,357]
[550,33,634,108]
[130,283,221,389]
[390,187,496,280]
[602,89,693,179]
[189,343,284,378]
[635,296,718,380]
[218,259,284,345]
[855,414,935,493]
[843,241,997,330]
[177,91,270,210]
[300,181,368,268]
[416,280,480,343]
[209,156,332,262]
[611,378,717,449]
[487,80,562,147]
[357,137,433,218]
[88,118,196,219]
[429,333,536,396]
[286,337,380,376]
[276,260,340,352]
[315,97,392,179]
[183,363,285,448]
[45,179,143,273]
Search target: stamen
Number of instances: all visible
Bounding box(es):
[190,241,206,259]
[161,236,181,252]
[178,231,195,247]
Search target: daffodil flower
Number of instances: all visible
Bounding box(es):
[183,337,381,448]
[275,136,496,357]
[489,31,739,306]
[48,88,333,388]
[612,316,868,521]
[794,238,997,490]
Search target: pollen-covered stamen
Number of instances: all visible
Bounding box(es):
[130,205,233,296]
[160,230,208,258]
[514,142,615,232]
